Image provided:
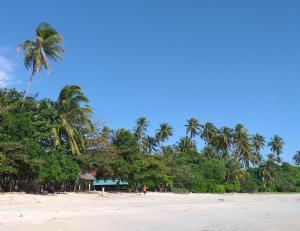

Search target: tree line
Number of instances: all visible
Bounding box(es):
[0,23,300,193]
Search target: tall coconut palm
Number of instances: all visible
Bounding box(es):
[268,135,284,163]
[235,140,258,168]
[233,124,258,168]
[216,126,234,158]
[200,122,217,146]
[251,133,265,153]
[185,118,200,139]
[53,85,93,155]
[293,151,300,165]
[18,23,64,98]
[134,117,149,147]
[233,124,247,157]
[155,123,173,147]
[251,133,265,162]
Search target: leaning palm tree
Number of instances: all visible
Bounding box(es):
[53,85,93,155]
[293,151,300,165]
[18,23,64,98]
[155,123,173,148]
[185,118,201,139]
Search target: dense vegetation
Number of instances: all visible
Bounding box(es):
[1,87,300,193]
[1,23,300,193]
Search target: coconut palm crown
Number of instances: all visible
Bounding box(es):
[53,85,93,155]
[18,23,64,98]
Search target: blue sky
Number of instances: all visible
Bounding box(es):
[1,0,300,161]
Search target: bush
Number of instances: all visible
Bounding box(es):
[275,178,295,192]
[205,182,225,193]
[199,158,226,183]
[34,152,80,184]
[191,182,207,193]
[224,182,241,192]
[214,184,225,194]
[240,175,260,193]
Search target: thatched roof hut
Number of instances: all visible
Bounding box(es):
[79,173,96,181]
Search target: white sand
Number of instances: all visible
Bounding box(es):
[0,192,299,231]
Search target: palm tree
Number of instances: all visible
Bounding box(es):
[233,124,247,158]
[185,118,200,139]
[225,157,245,182]
[268,135,284,162]
[293,151,300,165]
[251,133,265,154]
[233,124,258,168]
[18,23,64,98]
[200,122,217,146]
[259,158,276,186]
[134,117,149,148]
[176,137,196,153]
[155,123,173,148]
[53,85,93,155]
[251,133,265,163]
[215,126,233,159]
[267,153,278,163]
[143,136,157,154]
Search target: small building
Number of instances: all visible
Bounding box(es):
[79,173,96,191]
[92,177,128,191]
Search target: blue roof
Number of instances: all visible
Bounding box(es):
[92,177,128,186]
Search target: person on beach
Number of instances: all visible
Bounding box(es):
[143,186,147,195]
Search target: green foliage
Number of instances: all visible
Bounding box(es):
[214,184,225,194]
[53,85,93,156]
[273,163,300,192]
[198,158,226,183]
[18,23,64,98]
[1,87,300,194]
[224,182,241,192]
[240,174,261,193]
[34,152,79,183]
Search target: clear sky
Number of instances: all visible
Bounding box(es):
[0,0,300,162]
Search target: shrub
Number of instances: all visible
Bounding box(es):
[224,182,241,192]
[214,184,225,194]
[240,175,260,193]
[275,178,295,192]
[205,182,225,193]
[199,158,226,183]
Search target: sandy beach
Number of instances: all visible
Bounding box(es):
[0,192,299,231]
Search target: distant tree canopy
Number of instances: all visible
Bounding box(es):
[1,87,300,193]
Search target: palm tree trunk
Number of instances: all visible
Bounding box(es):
[23,71,35,99]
